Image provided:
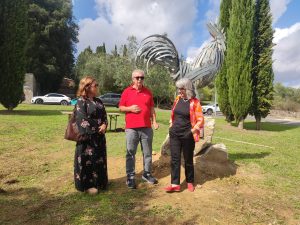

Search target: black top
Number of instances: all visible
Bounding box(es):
[170,98,192,137]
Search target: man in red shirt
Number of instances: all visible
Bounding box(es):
[119,69,159,189]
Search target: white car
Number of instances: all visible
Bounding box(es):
[202,103,220,115]
[31,93,71,105]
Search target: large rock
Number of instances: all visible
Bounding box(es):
[194,143,237,181]
[153,144,237,182]
[194,118,215,156]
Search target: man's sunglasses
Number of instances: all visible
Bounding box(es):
[134,76,144,80]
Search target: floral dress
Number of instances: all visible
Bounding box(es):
[74,97,108,192]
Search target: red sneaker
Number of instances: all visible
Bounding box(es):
[164,185,181,192]
[187,183,195,192]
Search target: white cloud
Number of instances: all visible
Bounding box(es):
[273,23,300,43]
[186,0,220,63]
[77,0,198,54]
[273,22,300,87]
[270,0,291,24]
[205,0,220,22]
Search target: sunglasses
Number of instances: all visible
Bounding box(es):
[134,76,144,80]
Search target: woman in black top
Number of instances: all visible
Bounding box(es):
[164,78,204,192]
[74,76,108,195]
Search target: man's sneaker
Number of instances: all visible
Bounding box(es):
[126,178,136,189]
[142,173,158,184]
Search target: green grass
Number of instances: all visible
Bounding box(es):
[0,104,300,224]
[214,119,300,192]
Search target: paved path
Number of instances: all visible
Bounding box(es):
[204,114,300,126]
[249,116,300,126]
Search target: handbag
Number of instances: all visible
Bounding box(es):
[64,105,88,142]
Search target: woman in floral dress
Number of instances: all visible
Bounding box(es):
[74,76,108,195]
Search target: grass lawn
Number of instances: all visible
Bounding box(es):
[0,104,299,224]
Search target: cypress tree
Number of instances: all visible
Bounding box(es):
[0,0,28,110]
[102,43,106,54]
[250,0,274,130]
[227,0,254,129]
[122,44,128,57]
[215,0,234,122]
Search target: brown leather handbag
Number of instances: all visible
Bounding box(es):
[64,106,88,142]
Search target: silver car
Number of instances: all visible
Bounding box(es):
[31,93,71,105]
[99,93,121,107]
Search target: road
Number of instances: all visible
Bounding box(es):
[205,113,300,126]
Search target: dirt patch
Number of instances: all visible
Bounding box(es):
[106,154,298,224]
[1,152,298,224]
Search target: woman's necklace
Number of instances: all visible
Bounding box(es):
[182,98,189,102]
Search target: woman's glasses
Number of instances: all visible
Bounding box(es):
[91,83,99,88]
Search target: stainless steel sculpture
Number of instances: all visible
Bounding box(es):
[136,22,226,88]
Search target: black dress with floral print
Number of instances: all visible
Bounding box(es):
[74,97,108,192]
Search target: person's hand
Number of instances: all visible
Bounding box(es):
[153,122,159,130]
[169,122,172,128]
[130,105,141,113]
[191,128,196,134]
[99,124,107,134]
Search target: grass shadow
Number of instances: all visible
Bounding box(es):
[230,121,298,132]
[0,109,63,116]
[229,152,271,161]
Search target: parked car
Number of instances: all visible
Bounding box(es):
[31,93,71,105]
[99,93,121,107]
[202,103,220,115]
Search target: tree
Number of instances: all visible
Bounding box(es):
[250,0,274,130]
[226,0,254,129]
[0,0,28,110]
[111,45,119,57]
[96,43,106,55]
[215,0,234,122]
[75,46,93,79]
[126,35,138,61]
[146,65,175,107]
[26,0,78,94]
[122,44,128,57]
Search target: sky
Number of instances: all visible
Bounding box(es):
[73,0,300,88]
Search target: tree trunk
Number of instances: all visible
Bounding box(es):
[255,115,261,130]
[238,118,244,129]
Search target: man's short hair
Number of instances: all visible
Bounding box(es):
[132,69,145,78]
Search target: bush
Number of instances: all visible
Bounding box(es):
[272,99,300,112]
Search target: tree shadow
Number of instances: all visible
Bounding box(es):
[0,184,190,225]
[0,110,62,116]
[231,121,298,132]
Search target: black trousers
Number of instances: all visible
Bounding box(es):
[169,130,195,185]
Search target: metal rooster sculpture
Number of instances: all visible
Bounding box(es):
[135,22,226,88]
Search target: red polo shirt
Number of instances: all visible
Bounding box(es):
[119,86,154,129]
